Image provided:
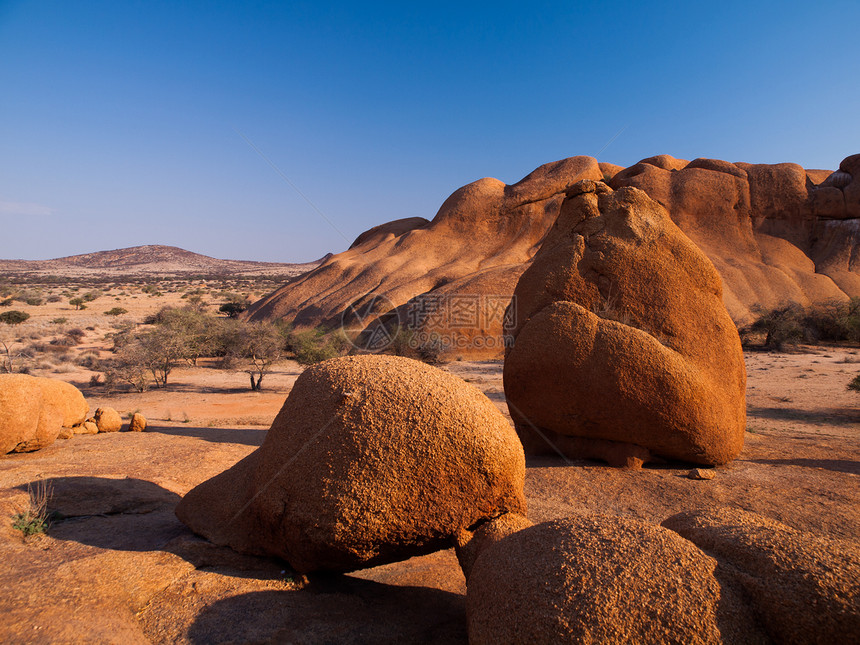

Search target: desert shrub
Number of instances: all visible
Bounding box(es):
[104,307,128,316]
[388,328,417,357]
[0,311,30,325]
[0,298,13,307]
[12,480,54,537]
[415,336,444,364]
[849,374,860,392]
[743,305,806,349]
[743,298,860,349]
[77,353,101,370]
[51,317,68,325]
[46,295,62,303]
[103,343,150,392]
[287,327,348,365]
[65,328,85,343]
[232,321,285,390]
[219,301,247,318]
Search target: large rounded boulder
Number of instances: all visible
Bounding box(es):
[465,515,754,644]
[176,355,526,573]
[1,374,89,453]
[503,180,746,465]
[37,378,89,429]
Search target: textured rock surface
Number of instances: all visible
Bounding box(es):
[0,374,50,454]
[663,508,860,644]
[129,413,147,432]
[36,378,89,430]
[176,355,526,573]
[504,180,746,465]
[611,154,860,322]
[245,154,859,352]
[466,515,753,645]
[454,512,532,580]
[246,157,603,357]
[1,375,88,454]
[94,407,123,433]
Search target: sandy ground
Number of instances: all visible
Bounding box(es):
[0,347,858,643]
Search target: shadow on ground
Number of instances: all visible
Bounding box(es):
[747,406,860,426]
[19,475,285,579]
[747,458,860,475]
[150,425,267,446]
[15,476,469,643]
[186,580,467,644]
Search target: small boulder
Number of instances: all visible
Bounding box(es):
[689,468,716,480]
[129,413,147,432]
[75,420,99,435]
[466,515,752,644]
[176,355,526,573]
[94,407,123,433]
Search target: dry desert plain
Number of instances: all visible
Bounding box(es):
[0,278,859,643]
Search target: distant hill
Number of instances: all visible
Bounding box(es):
[0,245,328,278]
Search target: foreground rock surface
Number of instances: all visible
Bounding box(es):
[0,374,89,453]
[466,515,752,644]
[663,508,860,644]
[176,355,526,573]
[0,353,856,643]
[504,181,746,465]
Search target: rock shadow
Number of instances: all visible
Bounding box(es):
[19,475,287,580]
[187,578,467,644]
[150,425,267,446]
[748,458,860,475]
[747,405,860,426]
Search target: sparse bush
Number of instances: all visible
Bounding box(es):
[287,327,348,365]
[388,328,417,357]
[12,480,54,537]
[0,311,30,325]
[0,298,13,307]
[77,353,101,370]
[849,374,860,392]
[415,336,444,364]
[743,298,860,349]
[219,301,248,318]
[232,322,285,390]
[104,307,128,317]
[51,317,68,325]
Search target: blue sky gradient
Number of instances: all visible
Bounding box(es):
[1,1,858,261]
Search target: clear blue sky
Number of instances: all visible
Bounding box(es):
[1,1,858,262]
